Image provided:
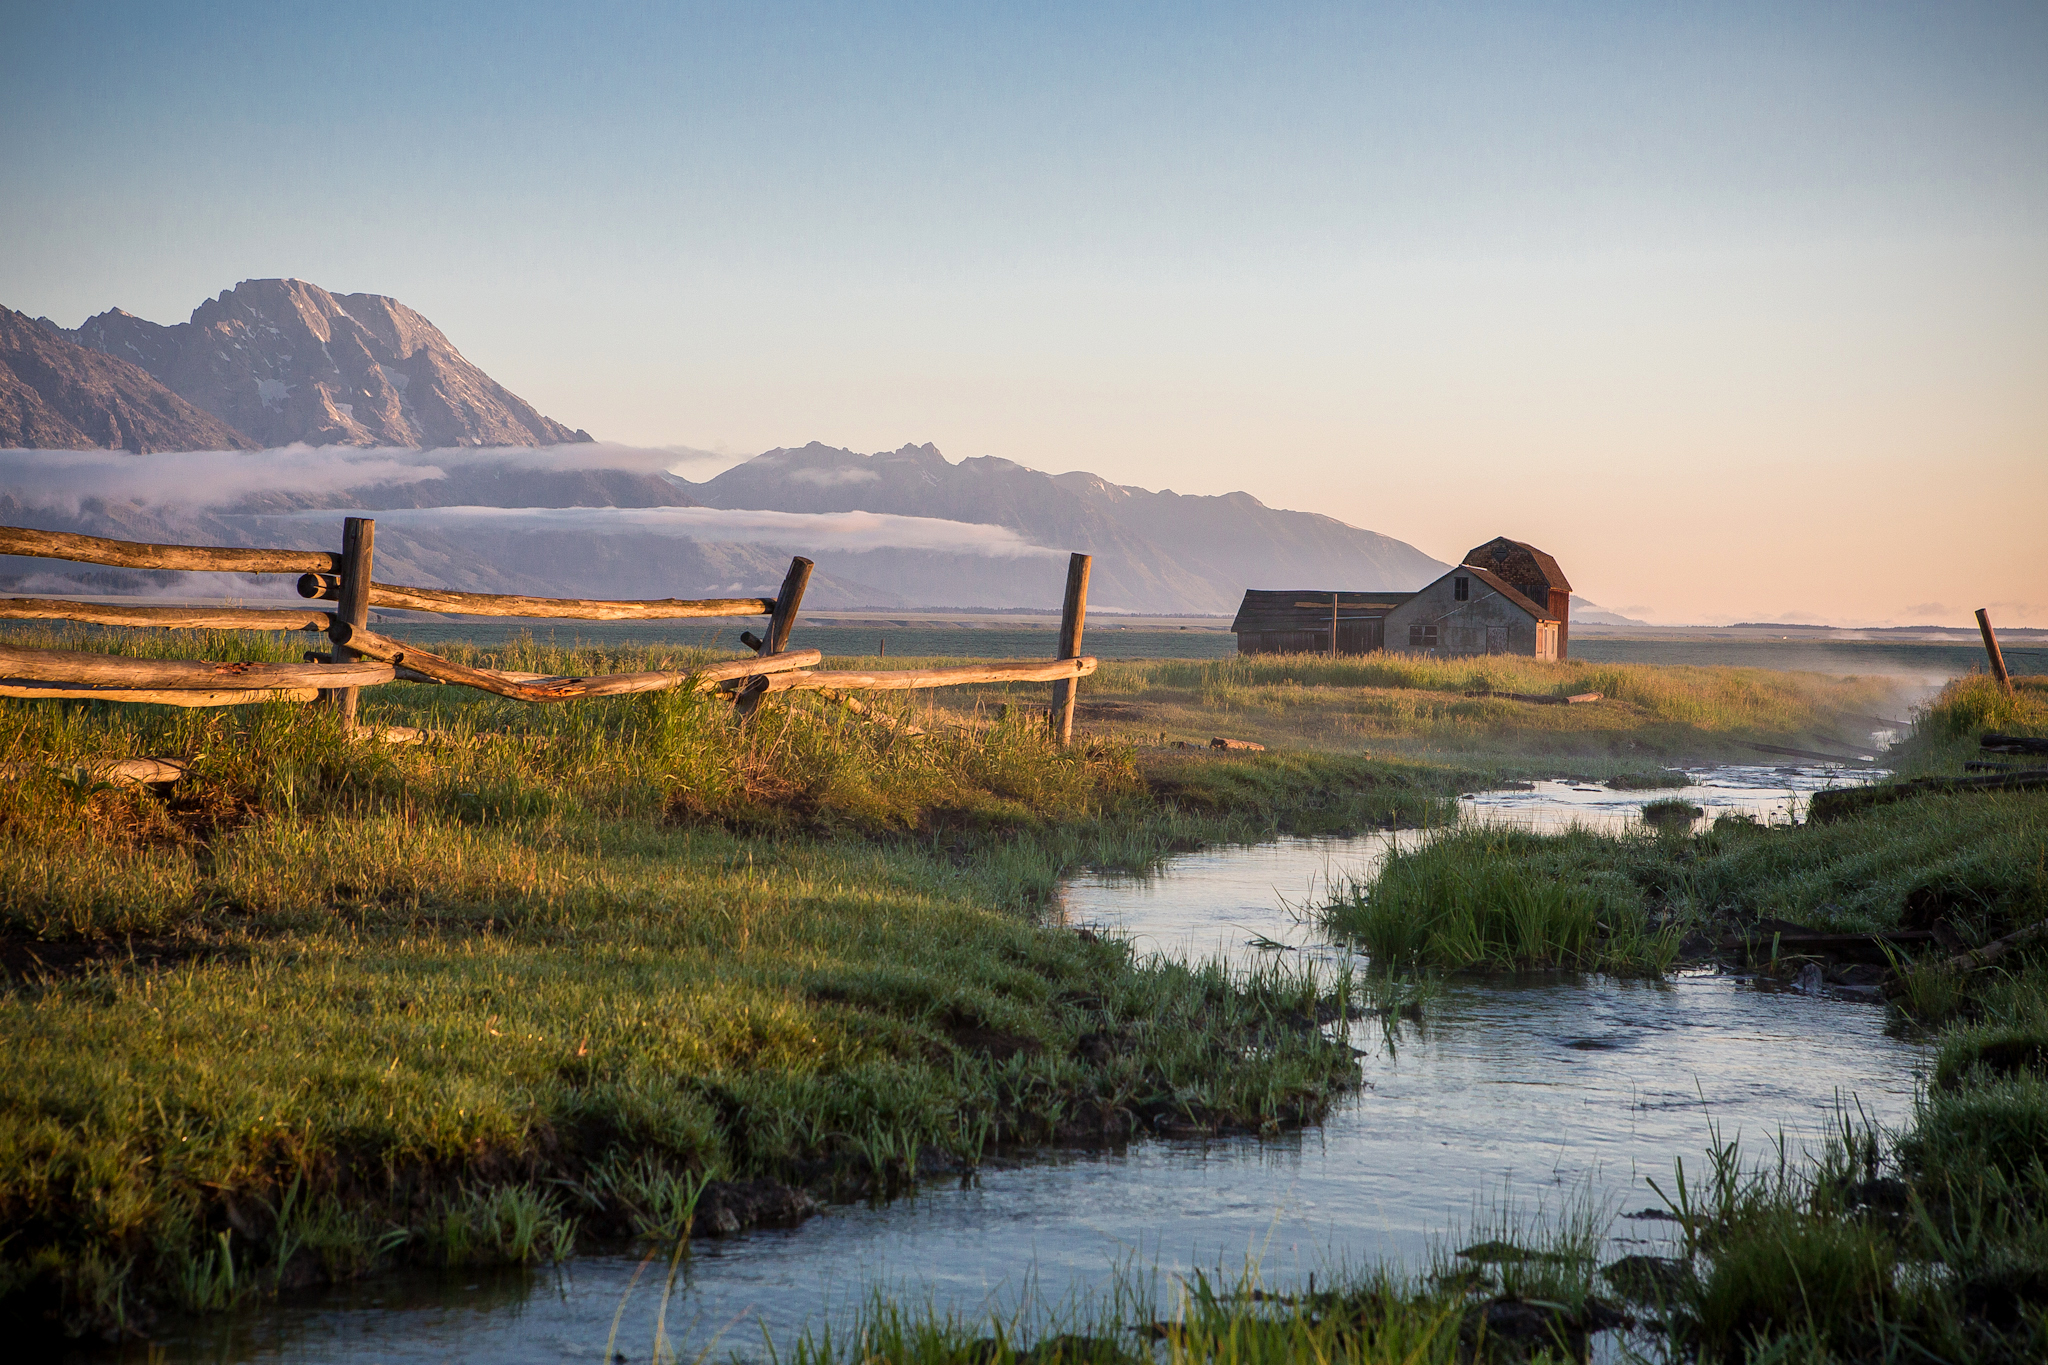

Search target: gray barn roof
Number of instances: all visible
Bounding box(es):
[1229,588,1417,635]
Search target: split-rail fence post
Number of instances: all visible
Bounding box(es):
[736,555,814,720]
[1977,608,2014,693]
[1049,552,1091,746]
[325,516,376,726]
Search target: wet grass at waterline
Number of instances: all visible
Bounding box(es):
[1323,827,1691,976]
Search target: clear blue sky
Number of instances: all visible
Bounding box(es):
[4,2,2044,624]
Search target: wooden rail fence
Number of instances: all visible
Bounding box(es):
[0,520,1095,740]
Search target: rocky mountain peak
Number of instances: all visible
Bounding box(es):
[56,279,591,450]
[0,305,255,453]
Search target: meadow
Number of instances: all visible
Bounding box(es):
[0,622,1992,1351]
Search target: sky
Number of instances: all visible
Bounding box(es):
[2,1,2043,625]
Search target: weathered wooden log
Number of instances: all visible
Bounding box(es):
[760,657,1098,694]
[1050,552,1091,745]
[0,641,391,690]
[0,597,332,632]
[356,725,426,745]
[1463,690,1601,706]
[328,623,819,700]
[812,687,928,736]
[297,575,777,620]
[0,757,191,785]
[1982,733,2048,756]
[0,682,320,707]
[1944,916,2048,974]
[738,557,815,722]
[328,516,375,725]
[762,556,814,653]
[0,526,339,574]
[1809,769,2048,823]
[1978,608,2014,693]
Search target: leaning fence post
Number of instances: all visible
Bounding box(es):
[324,516,375,727]
[737,555,813,721]
[1049,552,1091,746]
[762,556,814,655]
[1977,608,2014,693]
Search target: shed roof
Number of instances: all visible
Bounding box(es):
[1230,588,1416,635]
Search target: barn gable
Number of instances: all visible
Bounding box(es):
[1384,564,1559,659]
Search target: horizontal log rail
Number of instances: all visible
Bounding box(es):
[328,623,820,701]
[299,575,776,621]
[0,682,320,707]
[761,656,1099,694]
[0,526,340,574]
[0,641,391,691]
[0,597,333,632]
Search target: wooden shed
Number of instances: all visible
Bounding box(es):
[1228,589,1417,656]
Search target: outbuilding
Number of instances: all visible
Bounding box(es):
[1228,536,1572,660]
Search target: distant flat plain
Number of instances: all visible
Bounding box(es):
[378,611,2047,679]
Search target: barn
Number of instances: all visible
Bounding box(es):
[1383,565,1561,660]
[1228,536,1572,660]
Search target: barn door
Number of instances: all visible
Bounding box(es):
[1485,625,1508,654]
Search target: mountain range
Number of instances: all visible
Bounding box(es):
[10,279,587,451]
[4,277,1480,611]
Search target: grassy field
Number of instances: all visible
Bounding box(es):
[0,624,1977,1347]
[1031,651,1909,770]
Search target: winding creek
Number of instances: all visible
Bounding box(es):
[123,764,1927,1363]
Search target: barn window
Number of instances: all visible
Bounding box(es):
[1454,576,1470,601]
[1408,623,1438,648]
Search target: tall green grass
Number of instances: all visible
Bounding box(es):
[1323,826,1686,976]
[0,624,1405,1341]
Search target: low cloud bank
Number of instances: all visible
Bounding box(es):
[237,505,1062,559]
[0,442,703,514]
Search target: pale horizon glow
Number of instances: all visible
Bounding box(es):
[3,3,2043,627]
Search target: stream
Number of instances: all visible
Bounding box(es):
[124,763,1927,1363]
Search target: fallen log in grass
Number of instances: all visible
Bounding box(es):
[812,688,928,736]
[1982,733,2048,756]
[0,641,391,691]
[1944,916,2048,974]
[328,623,819,701]
[0,757,192,786]
[1464,690,1602,705]
[1809,769,2048,823]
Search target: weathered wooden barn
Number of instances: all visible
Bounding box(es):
[1229,536,1572,660]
